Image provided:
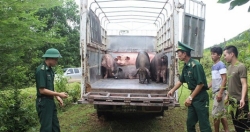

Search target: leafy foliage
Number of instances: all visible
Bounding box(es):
[202,29,250,83]
[35,0,80,68]
[54,66,81,111]
[217,0,250,12]
[226,97,238,118]
[0,67,38,132]
[0,0,80,90]
[55,65,68,93]
[0,81,80,132]
[0,0,81,131]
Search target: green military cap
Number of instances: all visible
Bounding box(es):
[176,41,194,52]
[42,48,62,58]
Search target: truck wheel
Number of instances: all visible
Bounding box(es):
[159,110,164,116]
[97,110,103,118]
[97,111,113,120]
[103,111,113,120]
[155,110,164,117]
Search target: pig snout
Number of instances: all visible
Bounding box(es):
[115,56,132,66]
[138,68,149,84]
[117,60,125,66]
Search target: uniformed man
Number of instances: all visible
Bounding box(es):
[167,42,212,132]
[35,48,68,132]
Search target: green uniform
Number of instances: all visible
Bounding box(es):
[35,62,60,132]
[180,58,211,132]
[176,41,211,132]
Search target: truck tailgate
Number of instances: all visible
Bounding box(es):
[89,79,169,94]
[79,79,179,107]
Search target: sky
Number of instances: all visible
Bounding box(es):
[76,0,250,48]
[202,0,250,48]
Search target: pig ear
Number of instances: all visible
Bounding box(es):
[117,56,121,59]
[114,58,118,61]
[126,56,130,60]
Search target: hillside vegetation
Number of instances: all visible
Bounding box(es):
[201,29,250,82]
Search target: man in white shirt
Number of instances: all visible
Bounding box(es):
[208,46,229,132]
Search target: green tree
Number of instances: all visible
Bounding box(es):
[0,0,80,89]
[0,66,38,132]
[217,0,250,12]
[0,0,64,89]
[35,0,80,68]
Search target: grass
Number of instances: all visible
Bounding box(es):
[177,85,236,132]
[56,105,188,132]
[25,83,242,132]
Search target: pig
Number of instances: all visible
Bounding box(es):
[114,55,135,66]
[114,68,125,79]
[114,66,138,79]
[150,53,168,84]
[113,53,155,66]
[101,54,117,79]
[134,51,151,84]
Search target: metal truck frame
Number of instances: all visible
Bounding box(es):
[78,0,206,117]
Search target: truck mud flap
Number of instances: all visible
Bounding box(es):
[78,92,180,107]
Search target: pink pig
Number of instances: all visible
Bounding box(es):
[114,52,155,66]
[101,54,117,79]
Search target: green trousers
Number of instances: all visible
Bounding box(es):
[186,90,212,132]
[36,98,60,132]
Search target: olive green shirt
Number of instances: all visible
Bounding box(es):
[227,62,248,101]
[180,58,208,90]
[35,61,55,97]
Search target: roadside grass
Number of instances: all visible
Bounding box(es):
[27,83,238,132]
[56,105,188,132]
[177,85,235,132]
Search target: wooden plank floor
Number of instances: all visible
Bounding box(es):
[91,79,168,90]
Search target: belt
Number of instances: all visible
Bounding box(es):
[191,88,206,93]
[212,89,220,94]
[38,95,54,99]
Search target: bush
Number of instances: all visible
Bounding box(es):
[68,83,81,103]
[55,82,81,112]
[0,88,38,132]
[54,66,81,111]
[0,65,81,132]
[54,65,68,92]
[0,64,38,132]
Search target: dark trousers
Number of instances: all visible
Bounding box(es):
[186,90,212,132]
[36,98,60,132]
[230,101,249,132]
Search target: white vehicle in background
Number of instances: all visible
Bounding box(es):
[63,68,82,82]
[55,68,82,83]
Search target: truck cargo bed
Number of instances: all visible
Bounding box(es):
[79,80,179,107]
[90,79,168,94]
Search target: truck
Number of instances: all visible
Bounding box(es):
[78,0,206,117]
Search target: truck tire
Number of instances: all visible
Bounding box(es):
[154,110,164,117]
[158,110,164,116]
[97,110,103,118]
[97,110,113,120]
